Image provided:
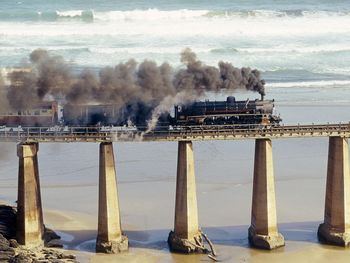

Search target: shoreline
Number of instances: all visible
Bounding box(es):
[0,112,349,262]
[4,202,349,263]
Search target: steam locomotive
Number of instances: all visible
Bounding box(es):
[172,96,281,127]
[0,96,281,129]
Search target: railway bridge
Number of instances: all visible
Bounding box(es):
[1,122,350,253]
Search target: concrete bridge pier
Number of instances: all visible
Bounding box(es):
[16,142,44,247]
[96,142,128,253]
[168,141,203,253]
[248,139,285,249]
[318,136,350,246]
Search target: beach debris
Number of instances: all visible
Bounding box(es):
[202,231,217,256]
[199,230,221,262]
[208,253,220,262]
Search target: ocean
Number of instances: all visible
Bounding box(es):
[1,0,350,110]
[1,2,350,263]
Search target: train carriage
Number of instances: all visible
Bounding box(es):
[0,101,58,127]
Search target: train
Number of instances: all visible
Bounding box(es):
[0,96,281,129]
[173,96,281,127]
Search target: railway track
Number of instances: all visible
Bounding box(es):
[0,123,349,143]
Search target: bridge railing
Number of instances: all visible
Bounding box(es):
[145,122,350,136]
[0,122,349,142]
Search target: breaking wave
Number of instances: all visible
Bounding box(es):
[267,80,350,88]
[1,8,350,22]
[0,10,94,22]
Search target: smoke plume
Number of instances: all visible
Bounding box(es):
[7,70,39,110]
[3,48,266,129]
[0,73,10,112]
[30,49,72,99]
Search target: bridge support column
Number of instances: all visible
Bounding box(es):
[318,136,350,246]
[96,142,128,253]
[248,139,285,249]
[168,141,203,253]
[17,142,44,247]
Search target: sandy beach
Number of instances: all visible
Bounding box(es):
[0,104,349,262]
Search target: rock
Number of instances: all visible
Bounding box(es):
[0,205,78,263]
[33,258,48,262]
[57,253,76,260]
[167,231,205,254]
[44,227,61,244]
[50,260,65,263]
[9,238,19,248]
[46,239,63,248]
[0,251,15,261]
[10,253,33,263]
[96,235,129,254]
[44,254,56,260]
[0,233,10,248]
[43,248,60,256]
[0,205,17,239]
[0,234,15,261]
[64,254,76,260]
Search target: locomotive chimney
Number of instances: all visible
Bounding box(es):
[261,94,264,101]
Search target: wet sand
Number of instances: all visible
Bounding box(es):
[0,104,350,262]
[33,209,350,263]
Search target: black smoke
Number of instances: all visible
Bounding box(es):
[7,70,40,110]
[4,48,266,127]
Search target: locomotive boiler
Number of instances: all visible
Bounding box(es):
[172,96,281,127]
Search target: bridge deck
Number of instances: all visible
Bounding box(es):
[0,123,349,143]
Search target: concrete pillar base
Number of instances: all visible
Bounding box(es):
[167,231,204,253]
[169,141,203,254]
[96,142,128,254]
[248,226,285,250]
[318,137,350,247]
[318,223,350,247]
[96,235,129,254]
[16,143,44,247]
[249,139,285,250]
